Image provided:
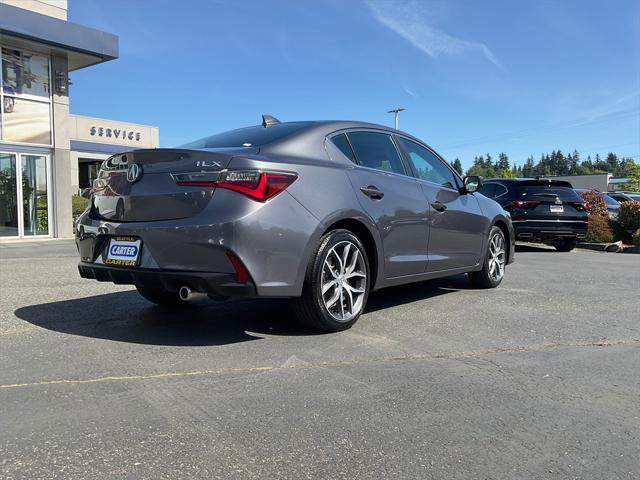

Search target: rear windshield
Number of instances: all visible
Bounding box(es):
[603,195,619,206]
[518,185,582,201]
[181,122,313,149]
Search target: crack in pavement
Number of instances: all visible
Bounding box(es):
[1,339,638,390]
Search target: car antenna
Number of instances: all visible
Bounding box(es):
[262,114,281,128]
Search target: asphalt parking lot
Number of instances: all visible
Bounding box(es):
[1,240,638,480]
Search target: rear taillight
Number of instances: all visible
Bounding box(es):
[175,170,297,202]
[573,202,588,211]
[506,200,540,209]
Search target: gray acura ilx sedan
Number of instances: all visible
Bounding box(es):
[76,116,514,331]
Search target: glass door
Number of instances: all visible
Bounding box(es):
[0,152,18,237]
[0,151,51,238]
[21,154,50,236]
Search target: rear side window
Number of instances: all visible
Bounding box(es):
[478,183,496,198]
[347,132,406,175]
[330,133,357,163]
[495,184,508,197]
[518,185,582,201]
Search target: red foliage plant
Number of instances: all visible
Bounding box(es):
[576,190,608,217]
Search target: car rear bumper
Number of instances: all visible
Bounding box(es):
[74,190,323,297]
[512,219,588,241]
[78,262,256,298]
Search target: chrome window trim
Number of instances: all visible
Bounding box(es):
[494,183,509,198]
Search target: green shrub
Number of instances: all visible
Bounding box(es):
[618,201,640,232]
[633,229,640,247]
[577,190,608,217]
[585,215,613,243]
[72,195,89,217]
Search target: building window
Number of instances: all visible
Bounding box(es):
[1,46,52,146]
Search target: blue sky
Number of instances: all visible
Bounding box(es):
[69,0,640,170]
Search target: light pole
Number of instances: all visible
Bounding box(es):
[387,108,405,129]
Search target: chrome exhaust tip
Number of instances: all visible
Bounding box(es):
[179,286,207,302]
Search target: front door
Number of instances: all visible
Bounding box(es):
[341,131,429,278]
[0,152,51,238]
[395,137,486,272]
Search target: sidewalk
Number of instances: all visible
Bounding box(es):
[0,238,77,259]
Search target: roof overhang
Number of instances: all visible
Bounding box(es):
[70,140,140,155]
[0,3,118,71]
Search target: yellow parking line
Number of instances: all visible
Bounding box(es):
[0,366,275,389]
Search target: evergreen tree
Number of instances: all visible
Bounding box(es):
[462,150,636,180]
[605,152,619,174]
[522,156,535,177]
[450,158,463,175]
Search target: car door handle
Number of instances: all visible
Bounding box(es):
[360,185,384,200]
[430,201,447,212]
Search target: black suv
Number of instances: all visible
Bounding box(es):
[478,178,588,251]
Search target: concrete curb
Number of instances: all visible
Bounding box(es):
[577,242,639,253]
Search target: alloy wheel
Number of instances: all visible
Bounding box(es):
[321,240,367,322]
[488,231,506,282]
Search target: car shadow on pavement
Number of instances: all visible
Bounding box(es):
[14,292,307,346]
[365,274,470,313]
[14,276,471,346]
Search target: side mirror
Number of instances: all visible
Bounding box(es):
[80,187,92,199]
[463,176,482,194]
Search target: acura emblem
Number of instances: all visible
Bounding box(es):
[127,163,142,183]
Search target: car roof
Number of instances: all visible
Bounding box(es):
[257,120,440,159]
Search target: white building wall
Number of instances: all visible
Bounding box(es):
[0,0,67,19]
[547,174,611,192]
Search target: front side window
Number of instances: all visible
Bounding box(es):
[346,131,405,175]
[398,138,457,189]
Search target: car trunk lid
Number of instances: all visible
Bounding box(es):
[91,148,252,222]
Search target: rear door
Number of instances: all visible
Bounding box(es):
[336,131,429,278]
[396,137,486,271]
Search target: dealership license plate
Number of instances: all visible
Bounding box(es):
[104,237,142,266]
[550,205,564,213]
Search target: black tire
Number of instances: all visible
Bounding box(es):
[554,238,577,252]
[135,285,185,306]
[468,226,507,289]
[294,229,370,332]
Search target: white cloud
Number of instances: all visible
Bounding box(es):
[365,0,505,70]
[402,84,417,97]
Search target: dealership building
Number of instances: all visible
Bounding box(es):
[0,0,158,240]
